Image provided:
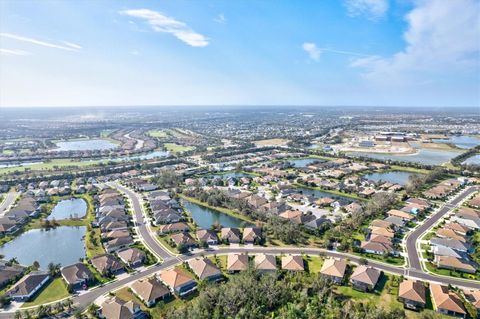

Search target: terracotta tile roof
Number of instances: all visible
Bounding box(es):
[320,258,346,278]
[159,268,195,289]
[350,265,380,286]
[227,254,249,271]
[430,284,466,315]
[398,280,426,304]
[281,255,304,271]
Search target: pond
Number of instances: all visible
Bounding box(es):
[0,226,86,269]
[112,150,170,162]
[295,186,352,203]
[463,155,480,166]
[55,139,118,152]
[362,171,421,185]
[48,198,87,220]
[433,135,480,149]
[181,199,252,229]
[288,158,321,168]
[349,148,461,165]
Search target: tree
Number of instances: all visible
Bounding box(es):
[32,261,40,271]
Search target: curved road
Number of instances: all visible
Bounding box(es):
[405,186,478,270]
[0,191,18,216]
[109,182,174,260]
[2,185,479,317]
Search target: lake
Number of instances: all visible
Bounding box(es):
[55,139,118,151]
[433,136,480,149]
[181,199,251,229]
[295,186,352,203]
[463,155,480,166]
[0,226,86,269]
[289,158,321,168]
[48,198,87,220]
[363,171,420,185]
[349,148,461,165]
[113,150,169,161]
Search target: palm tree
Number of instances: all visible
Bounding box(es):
[47,262,61,277]
[8,257,18,265]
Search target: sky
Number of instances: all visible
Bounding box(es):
[0,0,479,108]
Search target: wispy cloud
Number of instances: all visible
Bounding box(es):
[0,33,81,51]
[120,9,209,47]
[63,41,82,50]
[344,0,388,20]
[214,13,226,24]
[303,42,372,61]
[0,48,31,56]
[302,42,321,61]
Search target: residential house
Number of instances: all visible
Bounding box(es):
[221,227,241,244]
[91,254,125,276]
[196,229,218,245]
[242,227,262,244]
[254,254,277,273]
[99,297,145,319]
[227,254,249,273]
[435,256,476,274]
[430,284,467,318]
[117,248,146,268]
[0,261,25,288]
[104,236,134,253]
[187,258,223,282]
[131,277,171,307]
[281,255,304,271]
[320,258,347,284]
[398,280,426,310]
[350,266,380,292]
[61,263,94,290]
[158,222,190,234]
[170,232,197,249]
[159,268,197,297]
[6,271,50,301]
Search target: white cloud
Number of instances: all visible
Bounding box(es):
[120,9,209,47]
[302,42,321,61]
[214,13,226,24]
[0,33,81,51]
[0,48,31,56]
[63,41,82,50]
[350,0,480,85]
[344,0,388,19]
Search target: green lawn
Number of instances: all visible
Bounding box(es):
[148,130,168,138]
[305,255,324,273]
[164,143,195,153]
[21,278,70,307]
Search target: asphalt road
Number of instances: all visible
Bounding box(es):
[405,186,478,270]
[0,191,18,216]
[2,186,479,317]
[109,183,174,260]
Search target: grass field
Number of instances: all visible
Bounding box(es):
[254,138,290,147]
[21,278,69,308]
[164,143,195,153]
[305,255,324,273]
[148,130,168,138]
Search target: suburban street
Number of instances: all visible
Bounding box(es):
[0,191,18,216]
[405,186,479,270]
[2,185,479,317]
[108,182,174,260]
